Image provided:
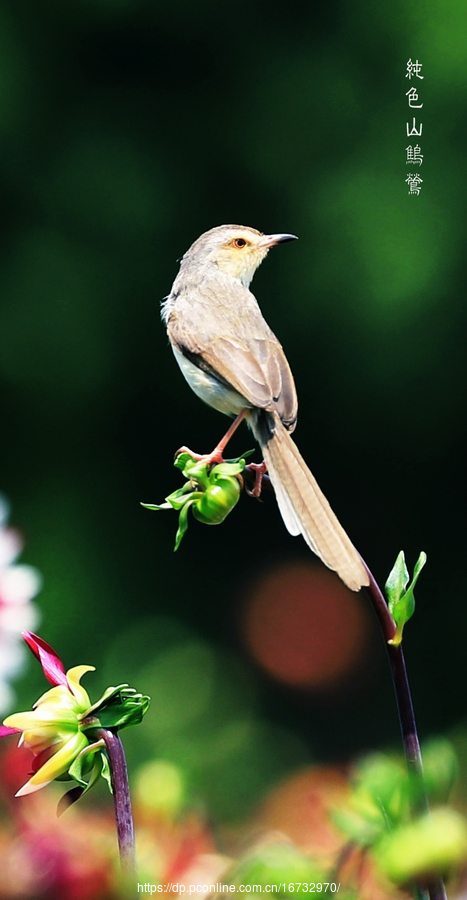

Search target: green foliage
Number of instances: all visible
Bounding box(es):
[385,551,426,645]
[227,842,352,897]
[421,739,459,805]
[334,744,467,886]
[334,754,410,846]
[374,808,467,884]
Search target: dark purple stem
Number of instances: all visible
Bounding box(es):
[98,729,136,884]
[364,565,397,643]
[363,563,447,900]
[387,643,425,789]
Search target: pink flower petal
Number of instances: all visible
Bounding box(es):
[0,725,20,738]
[22,632,68,688]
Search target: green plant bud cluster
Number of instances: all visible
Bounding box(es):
[142,452,252,549]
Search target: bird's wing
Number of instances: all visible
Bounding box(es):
[171,324,297,428]
[208,336,298,429]
[167,277,298,427]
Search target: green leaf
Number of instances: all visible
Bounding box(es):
[140,501,172,511]
[83,751,106,795]
[84,683,129,716]
[83,684,150,730]
[174,452,195,471]
[413,551,427,582]
[180,458,210,487]
[224,449,255,463]
[165,484,198,510]
[68,740,103,788]
[210,461,245,478]
[385,551,409,606]
[142,484,199,513]
[174,499,194,550]
[95,694,150,730]
[57,785,86,815]
[100,750,112,793]
[390,592,415,645]
[386,551,426,645]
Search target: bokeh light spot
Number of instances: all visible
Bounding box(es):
[134,759,185,817]
[136,641,215,735]
[242,562,369,690]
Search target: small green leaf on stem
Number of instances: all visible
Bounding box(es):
[385,551,410,605]
[386,551,426,646]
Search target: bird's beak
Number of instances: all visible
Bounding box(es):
[259,233,299,248]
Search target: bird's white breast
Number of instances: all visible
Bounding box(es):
[172,347,249,417]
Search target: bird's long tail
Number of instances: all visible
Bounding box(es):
[250,410,369,592]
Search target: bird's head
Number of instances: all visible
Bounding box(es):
[182,225,298,287]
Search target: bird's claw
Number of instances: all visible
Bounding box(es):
[174,446,225,467]
[245,461,268,498]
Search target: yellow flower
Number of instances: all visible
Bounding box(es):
[4,664,95,795]
[1,631,149,808]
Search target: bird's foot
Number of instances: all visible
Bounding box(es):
[175,445,226,467]
[245,460,268,498]
[175,410,249,469]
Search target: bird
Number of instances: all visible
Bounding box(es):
[161,224,369,592]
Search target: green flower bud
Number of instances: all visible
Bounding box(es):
[193,475,241,525]
[143,453,248,547]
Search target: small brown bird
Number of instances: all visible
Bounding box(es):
[162,225,369,592]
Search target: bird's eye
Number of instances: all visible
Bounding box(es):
[234,238,247,248]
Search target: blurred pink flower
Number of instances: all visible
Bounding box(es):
[0,496,41,714]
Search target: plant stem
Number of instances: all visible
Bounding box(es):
[99,728,136,884]
[363,564,447,900]
[386,643,426,799]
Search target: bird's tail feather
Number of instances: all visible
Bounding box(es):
[251,411,369,592]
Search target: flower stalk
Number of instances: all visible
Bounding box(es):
[363,566,447,900]
[98,727,136,881]
[1,632,149,881]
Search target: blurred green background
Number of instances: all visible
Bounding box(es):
[1,0,467,822]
